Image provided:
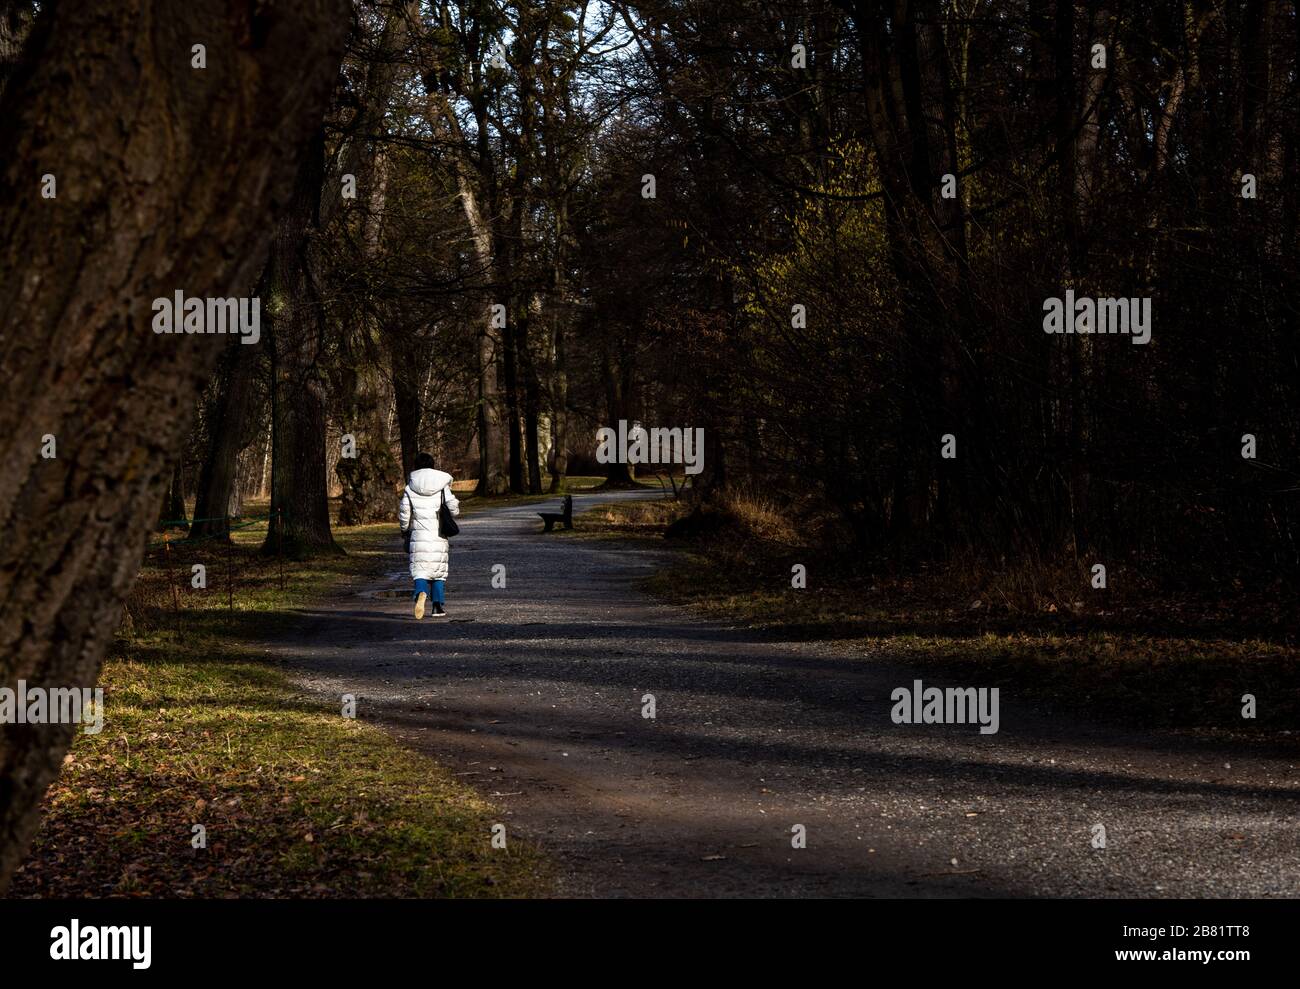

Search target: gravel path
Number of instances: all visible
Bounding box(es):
[275,491,1300,898]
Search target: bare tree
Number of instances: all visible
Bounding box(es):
[0,0,350,891]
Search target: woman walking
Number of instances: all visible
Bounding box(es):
[399,453,460,619]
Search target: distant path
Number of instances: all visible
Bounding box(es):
[273,491,1300,897]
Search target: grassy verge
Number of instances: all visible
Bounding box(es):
[10,516,547,898]
[576,496,1300,746]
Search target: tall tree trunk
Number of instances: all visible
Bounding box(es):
[601,343,635,488]
[336,358,397,524]
[521,307,544,494]
[189,344,257,541]
[165,460,188,528]
[500,198,524,493]
[327,5,411,518]
[547,203,572,493]
[549,317,569,492]
[391,343,423,480]
[337,152,399,524]
[452,160,509,495]
[851,0,967,548]
[474,288,510,495]
[0,0,349,893]
[262,131,342,558]
[503,300,525,493]
[419,76,509,495]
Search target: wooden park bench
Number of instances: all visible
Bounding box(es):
[539,494,573,532]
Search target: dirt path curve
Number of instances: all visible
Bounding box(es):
[273,491,1300,898]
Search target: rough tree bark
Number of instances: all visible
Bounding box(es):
[846,0,968,548]
[262,130,344,558]
[545,196,576,493]
[0,0,350,892]
[336,355,397,524]
[418,16,510,495]
[501,218,525,494]
[327,6,410,521]
[337,152,399,524]
[189,343,258,541]
[521,293,545,494]
[391,343,423,478]
[1055,1,1109,554]
[548,317,570,492]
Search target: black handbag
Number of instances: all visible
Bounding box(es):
[439,489,460,538]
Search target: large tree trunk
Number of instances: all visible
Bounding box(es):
[1055,0,1107,554]
[336,353,397,524]
[337,152,398,525]
[472,265,510,494]
[419,75,509,495]
[0,0,349,893]
[850,0,968,549]
[262,131,343,558]
[500,198,524,493]
[503,298,525,493]
[189,344,257,541]
[447,152,509,496]
[514,288,544,493]
[521,314,544,494]
[547,206,572,493]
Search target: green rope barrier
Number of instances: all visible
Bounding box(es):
[157,512,276,527]
[148,513,280,549]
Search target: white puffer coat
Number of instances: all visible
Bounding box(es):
[399,468,460,581]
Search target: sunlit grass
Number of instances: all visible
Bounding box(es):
[11,519,547,898]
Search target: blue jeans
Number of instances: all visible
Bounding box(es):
[413,578,445,604]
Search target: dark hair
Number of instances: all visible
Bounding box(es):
[412,452,435,471]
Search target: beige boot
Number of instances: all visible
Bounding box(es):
[414,591,427,620]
